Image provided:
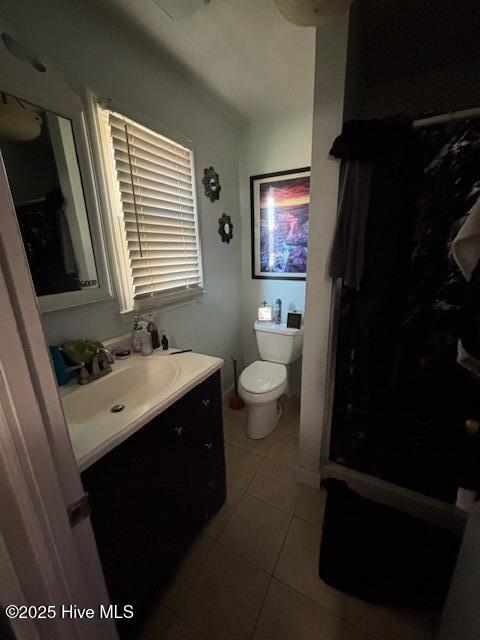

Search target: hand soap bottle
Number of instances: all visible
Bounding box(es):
[132,316,143,353]
[141,327,153,355]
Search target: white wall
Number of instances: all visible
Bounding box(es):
[239,105,313,391]
[298,17,349,487]
[1,0,243,392]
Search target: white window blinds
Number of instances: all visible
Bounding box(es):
[106,111,203,306]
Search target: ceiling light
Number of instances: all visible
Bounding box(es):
[0,97,42,141]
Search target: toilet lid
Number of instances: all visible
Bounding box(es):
[240,361,287,394]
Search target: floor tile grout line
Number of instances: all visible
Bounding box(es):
[271,570,349,626]
[269,513,350,624]
[292,512,324,530]
[172,482,254,618]
[247,572,274,640]
[228,431,280,458]
[168,540,229,639]
[270,511,295,578]
[243,505,349,635]
[213,482,246,539]
[225,441,264,462]
[243,489,299,516]
[174,532,351,640]
[224,409,299,458]
[214,537,284,578]
[160,610,210,640]
[165,533,219,616]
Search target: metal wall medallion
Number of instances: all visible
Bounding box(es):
[218,213,233,244]
[202,166,221,202]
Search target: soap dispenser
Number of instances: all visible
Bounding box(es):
[132,315,143,353]
[141,326,153,355]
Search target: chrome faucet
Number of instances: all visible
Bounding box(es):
[67,348,114,385]
[90,348,115,377]
[97,347,115,365]
[66,362,89,385]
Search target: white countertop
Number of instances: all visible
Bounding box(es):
[60,349,223,472]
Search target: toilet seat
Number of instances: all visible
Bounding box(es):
[239,361,287,394]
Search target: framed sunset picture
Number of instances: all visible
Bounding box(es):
[250,167,310,280]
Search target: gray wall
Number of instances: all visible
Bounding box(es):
[238,104,313,394]
[1,0,243,391]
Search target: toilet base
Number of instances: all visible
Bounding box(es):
[246,401,282,440]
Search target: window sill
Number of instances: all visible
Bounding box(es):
[119,289,206,324]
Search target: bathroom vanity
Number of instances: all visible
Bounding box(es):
[64,352,226,632]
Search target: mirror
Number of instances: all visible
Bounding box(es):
[218,212,234,244]
[0,94,99,298]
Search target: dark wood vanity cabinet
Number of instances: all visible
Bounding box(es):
[81,370,226,631]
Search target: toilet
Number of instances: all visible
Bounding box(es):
[239,320,304,439]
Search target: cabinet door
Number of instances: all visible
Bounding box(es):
[178,371,226,520]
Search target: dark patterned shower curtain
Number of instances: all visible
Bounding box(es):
[330,117,480,503]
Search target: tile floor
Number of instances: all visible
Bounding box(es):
[141,398,438,640]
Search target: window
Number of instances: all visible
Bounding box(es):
[93,101,203,313]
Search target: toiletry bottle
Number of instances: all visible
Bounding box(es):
[161,332,169,351]
[147,320,160,349]
[132,315,143,353]
[141,327,153,355]
[274,298,282,324]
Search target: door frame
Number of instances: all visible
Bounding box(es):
[0,156,117,639]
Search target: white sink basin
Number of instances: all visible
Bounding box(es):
[60,350,223,471]
[62,357,179,428]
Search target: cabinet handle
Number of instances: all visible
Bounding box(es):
[201,398,211,408]
[207,481,216,490]
[174,425,184,437]
[204,442,213,450]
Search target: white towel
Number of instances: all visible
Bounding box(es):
[452,194,480,280]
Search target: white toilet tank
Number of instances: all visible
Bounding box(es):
[254,321,304,364]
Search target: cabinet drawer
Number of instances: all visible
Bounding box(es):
[157,405,214,447]
[162,371,224,445]
[179,372,222,420]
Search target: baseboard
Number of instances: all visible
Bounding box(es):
[296,465,321,489]
[222,384,234,407]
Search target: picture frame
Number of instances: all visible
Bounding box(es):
[250,167,311,280]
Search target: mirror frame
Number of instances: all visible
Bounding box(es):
[0,28,112,313]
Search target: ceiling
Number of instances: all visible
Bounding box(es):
[96,0,316,122]
[350,0,480,88]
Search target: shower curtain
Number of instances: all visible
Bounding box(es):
[329,117,480,503]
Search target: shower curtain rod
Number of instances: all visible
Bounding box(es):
[413,106,480,128]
